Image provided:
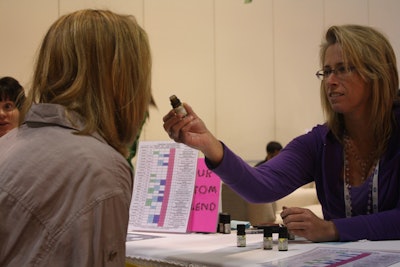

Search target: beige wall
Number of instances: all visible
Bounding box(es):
[1,0,399,162]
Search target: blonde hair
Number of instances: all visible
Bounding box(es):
[24,9,152,157]
[319,25,399,156]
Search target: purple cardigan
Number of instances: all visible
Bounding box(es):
[207,104,400,241]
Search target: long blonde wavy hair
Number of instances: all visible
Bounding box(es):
[319,25,399,156]
[23,9,152,157]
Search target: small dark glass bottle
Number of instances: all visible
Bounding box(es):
[218,213,231,234]
[236,224,246,247]
[263,227,273,250]
[278,227,288,251]
[169,95,187,116]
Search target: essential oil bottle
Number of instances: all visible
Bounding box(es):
[278,227,288,251]
[169,95,187,116]
[218,213,231,234]
[236,224,246,247]
[263,227,273,250]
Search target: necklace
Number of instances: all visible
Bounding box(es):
[343,135,375,182]
[343,134,379,217]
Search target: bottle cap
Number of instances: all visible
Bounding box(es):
[237,224,246,235]
[219,213,230,224]
[169,95,181,108]
[263,227,273,237]
[279,227,288,238]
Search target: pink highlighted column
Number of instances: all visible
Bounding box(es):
[158,148,175,227]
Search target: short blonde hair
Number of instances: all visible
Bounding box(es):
[25,9,152,157]
[319,25,398,156]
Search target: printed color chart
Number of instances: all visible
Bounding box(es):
[129,141,198,233]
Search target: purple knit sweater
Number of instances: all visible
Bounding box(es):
[207,104,400,241]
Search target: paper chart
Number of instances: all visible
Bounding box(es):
[128,141,198,233]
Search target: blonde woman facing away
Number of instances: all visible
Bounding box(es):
[163,25,400,242]
[0,9,152,266]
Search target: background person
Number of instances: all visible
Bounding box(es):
[254,141,282,167]
[163,24,400,242]
[0,76,25,137]
[0,9,153,266]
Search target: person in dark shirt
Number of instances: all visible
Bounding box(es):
[255,141,282,167]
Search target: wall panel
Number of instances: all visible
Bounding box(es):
[369,0,400,75]
[323,0,368,27]
[215,0,274,161]
[59,0,144,21]
[0,0,58,87]
[274,0,324,147]
[143,0,216,142]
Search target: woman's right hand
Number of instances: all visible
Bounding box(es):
[163,103,224,166]
[281,206,339,242]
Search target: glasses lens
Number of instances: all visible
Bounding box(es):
[315,71,325,80]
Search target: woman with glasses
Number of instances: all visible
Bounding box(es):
[0,76,25,137]
[163,25,400,242]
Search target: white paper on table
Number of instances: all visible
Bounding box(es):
[128,141,198,233]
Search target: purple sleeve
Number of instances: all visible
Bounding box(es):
[206,133,319,203]
[333,207,400,241]
[206,120,400,241]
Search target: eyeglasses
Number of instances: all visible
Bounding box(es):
[315,66,356,80]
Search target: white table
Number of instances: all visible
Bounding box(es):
[126,231,400,267]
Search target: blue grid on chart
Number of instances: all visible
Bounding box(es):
[144,149,170,224]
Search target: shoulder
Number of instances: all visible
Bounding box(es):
[288,124,331,148]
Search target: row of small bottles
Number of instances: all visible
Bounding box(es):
[217,213,290,251]
[262,226,288,251]
[237,224,289,251]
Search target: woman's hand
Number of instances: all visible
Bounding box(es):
[281,206,339,242]
[163,103,223,165]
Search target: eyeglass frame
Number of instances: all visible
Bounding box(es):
[315,66,356,81]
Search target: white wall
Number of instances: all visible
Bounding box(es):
[1,0,399,162]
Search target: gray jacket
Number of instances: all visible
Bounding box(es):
[0,103,133,266]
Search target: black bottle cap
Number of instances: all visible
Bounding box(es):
[219,212,230,224]
[279,227,288,238]
[237,224,246,235]
[169,95,181,109]
[264,227,273,237]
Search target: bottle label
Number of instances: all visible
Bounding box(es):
[224,223,231,234]
[263,237,273,250]
[278,238,288,251]
[237,235,246,247]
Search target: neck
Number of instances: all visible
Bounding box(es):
[344,117,376,149]
[344,112,374,142]
[343,133,377,186]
